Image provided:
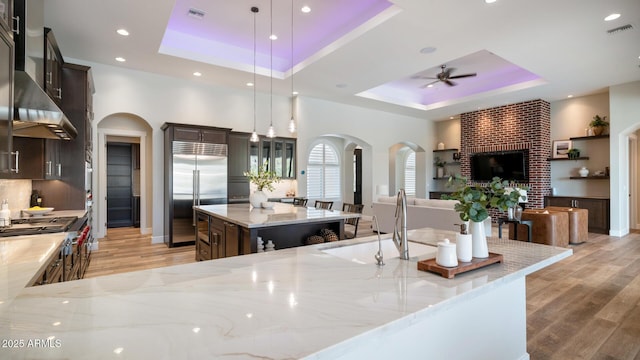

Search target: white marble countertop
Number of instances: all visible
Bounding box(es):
[0,228,571,359]
[0,233,68,308]
[13,209,87,220]
[195,203,359,228]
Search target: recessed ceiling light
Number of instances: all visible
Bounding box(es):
[193,72,202,77]
[116,29,129,36]
[450,116,454,119]
[269,34,278,40]
[420,46,437,54]
[247,82,254,87]
[604,13,620,21]
[301,6,311,13]
[485,0,497,3]
[427,84,434,88]
[567,95,574,98]
[292,91,299,95]
[115,57,126,62]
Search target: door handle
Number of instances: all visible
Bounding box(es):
[10,151,19,173]
[192,170,197,226]
[57,163,62,177]
[46,161,52,176]
[196,170,201,205]
[12,16,19,35]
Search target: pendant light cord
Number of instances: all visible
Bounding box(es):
[270,0,273,130]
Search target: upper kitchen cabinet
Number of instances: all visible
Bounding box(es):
[168,124,229,144]
[44,27,63,105]
[0,19,13,177]
[257,136,296,179]
[227,132,250,203]
[0,0,13,34]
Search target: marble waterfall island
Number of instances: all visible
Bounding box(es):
[0,228,571,359]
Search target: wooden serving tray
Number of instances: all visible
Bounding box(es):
[417,252,504,279]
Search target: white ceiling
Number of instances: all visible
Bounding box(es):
[44,0,640,120]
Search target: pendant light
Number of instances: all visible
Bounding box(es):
[288,0,296,134]
[250,6,259,143]
[266,0,276,138]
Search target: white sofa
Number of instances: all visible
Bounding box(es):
[372,196,461,234]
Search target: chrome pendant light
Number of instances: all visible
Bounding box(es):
[266,0,276,138]
[250,6,259,143]
[288,0,296,134]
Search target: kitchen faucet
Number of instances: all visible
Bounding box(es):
[392,189,409,260]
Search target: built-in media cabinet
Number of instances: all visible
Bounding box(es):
[544,196,610,234]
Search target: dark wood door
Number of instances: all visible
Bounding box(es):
[354,148,362,204]
[107,143,133,228]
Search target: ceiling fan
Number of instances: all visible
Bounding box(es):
[414,65,477,88]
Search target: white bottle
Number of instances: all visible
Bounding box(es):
[0,199,11,227]
[265,240,275,252]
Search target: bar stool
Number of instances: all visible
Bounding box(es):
[342,203,364,239]
[314,200,333,210]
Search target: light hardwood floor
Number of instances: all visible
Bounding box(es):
[85,224,640,359]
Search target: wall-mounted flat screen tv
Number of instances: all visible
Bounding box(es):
[469,150,528,182]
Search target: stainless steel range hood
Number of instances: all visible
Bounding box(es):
[12,71,77,140]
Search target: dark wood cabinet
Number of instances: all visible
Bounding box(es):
[544,196,610,234]
[32,63,94,210]
[44,138,61,179]
[31,242,64,286]
[0,19,13,177]
[228,132,250,202]
[171,124,228,144]
[195,213,240,261]
[44,28,63,105]
[252,136,296,179]
[429,191,453,199]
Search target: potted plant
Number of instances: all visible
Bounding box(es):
[589,115,609,136]
[443,175,526,258]
[567,148,580,159]
[244,163,280,208]
[435,157,446,178]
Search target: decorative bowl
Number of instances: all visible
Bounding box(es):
[23,207,55,216]
[261,202,275,209]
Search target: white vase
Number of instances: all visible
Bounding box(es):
[250,190,268,208]
[470,220,489,258]
[483,216,492,237]
[579,167,589,177]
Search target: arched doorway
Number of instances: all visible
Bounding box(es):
[96,113,152,240]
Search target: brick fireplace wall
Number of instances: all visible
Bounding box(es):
[460,99,551,211]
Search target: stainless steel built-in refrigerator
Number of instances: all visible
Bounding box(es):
[168,141,227,246]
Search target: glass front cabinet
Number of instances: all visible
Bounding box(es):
[252,137,296,179]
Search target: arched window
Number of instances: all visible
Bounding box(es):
[307,142,341,200]
[404,150,416,196]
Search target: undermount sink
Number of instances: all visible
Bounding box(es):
[321,238,437,265]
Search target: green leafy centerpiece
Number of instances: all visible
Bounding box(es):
[443,175,527,258]
[244,163,280,208]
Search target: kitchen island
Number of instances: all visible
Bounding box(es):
[194,203,360,256]
[0,228,571,359]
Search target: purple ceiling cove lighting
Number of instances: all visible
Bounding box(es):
[160,0,394,74]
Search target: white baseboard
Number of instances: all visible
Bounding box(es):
[151,235,165,244]
[609,229,628,237]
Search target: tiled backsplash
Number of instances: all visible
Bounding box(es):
[0,180,32,218]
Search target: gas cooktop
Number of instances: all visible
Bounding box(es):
[0,216,78,237]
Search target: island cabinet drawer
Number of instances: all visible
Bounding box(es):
[197,238,211,261]
[32,247,64,286]
[223,222,239,257]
